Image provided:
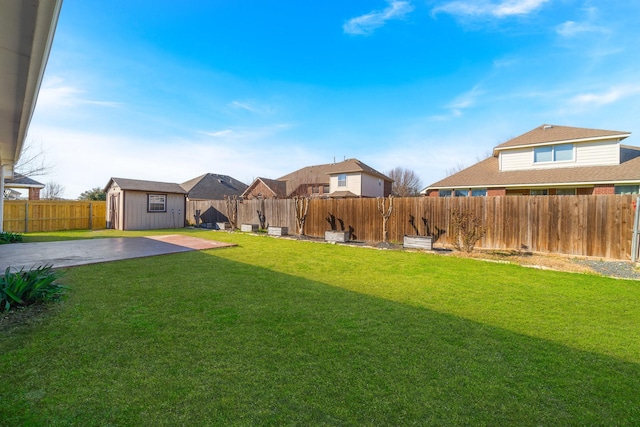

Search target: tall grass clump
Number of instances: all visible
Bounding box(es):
[0,265,66,311]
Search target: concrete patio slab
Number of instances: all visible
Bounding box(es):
[0,235,235,272]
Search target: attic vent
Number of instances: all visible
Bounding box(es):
[218,179,225,184]
[543,125,553,130]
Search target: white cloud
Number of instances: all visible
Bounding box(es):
[433,0,549,19]
[556,8,607,38]
[343,1,414,35]
[571,85,640,107]
[36,76,121,111]
[428,84,485,121]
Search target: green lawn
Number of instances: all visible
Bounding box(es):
[2,230,639,425]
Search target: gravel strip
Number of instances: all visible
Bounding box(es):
[574,260,640,280]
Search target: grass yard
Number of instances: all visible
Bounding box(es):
[1,230,639,425]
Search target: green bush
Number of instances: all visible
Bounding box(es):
[0,232,23,244]
[0,265,66,312]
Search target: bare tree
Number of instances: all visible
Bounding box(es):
[224,195,238,229]
[293,196,310,235]
[14,140,53,177]
[386,167,422,197]
[445,162,468,177]
[42,181,65,200]
[377,195,394,242]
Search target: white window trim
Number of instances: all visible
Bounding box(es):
[533,143,575,164]
[148,194,167,212]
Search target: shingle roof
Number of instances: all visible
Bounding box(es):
[106,177,187,194]
[3,172,44,188]
[427,145,640,189]
[277,158,392,196]
[181,173,248,200]
[495,124,630,151]
[241,177,287,198]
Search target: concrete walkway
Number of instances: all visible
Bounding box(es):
[0,235,235,272]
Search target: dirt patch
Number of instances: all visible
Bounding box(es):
[0,303,60,334]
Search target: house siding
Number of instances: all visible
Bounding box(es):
[500,139,621,171]
[122,191,185,230]
[361,173,385,197]
[330,173,362,195]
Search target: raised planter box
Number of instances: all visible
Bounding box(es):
[403,235,433,250]
[216,222,232,230]
[268,226,288,236]
[325,230,350,243]
[241,223,259,232]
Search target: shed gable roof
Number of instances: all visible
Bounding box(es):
[106,177,187,194]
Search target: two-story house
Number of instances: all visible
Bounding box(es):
[242,158,393,199]
[424,124,639,196]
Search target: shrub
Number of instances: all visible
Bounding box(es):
[0,265,66,312]
[0,232,23,244]
[450,209,487,253]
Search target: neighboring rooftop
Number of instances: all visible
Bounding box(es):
[494,124,630,151]
[181,173,247,200]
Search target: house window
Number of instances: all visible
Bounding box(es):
[148,194,167,212]
[530,189,548,196]
[439,190,452,197]
[556,188,576,196]
[614,185,639,195]
[471,189,487,197]
[323,184,330,193]
[454,190,468,197]
[534,144,574,163]
[338,174,347,187]
[312,186,319,194]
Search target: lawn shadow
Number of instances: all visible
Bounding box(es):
[2,249,639,426]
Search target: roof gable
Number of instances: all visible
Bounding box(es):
[277,158,392,196]
[241,177,287,198]
[105,177,187,194]
[181,173,247,200]
[495,124,630,152]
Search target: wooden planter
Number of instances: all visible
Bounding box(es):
[216,222,231,230]
[325,230,350,243]
[241,223,259,232]
[268,226,288,236]
[403,235,433,250]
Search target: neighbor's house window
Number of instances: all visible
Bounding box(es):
[439,190,452,197]
[614,185,640,195]
[338,174,347,187]
[534,144,574,163]
[323,184,330,193]
[148,194,167,212]
[530,189,548,196]
[556,188,576,196]
[471,189,487,197]
[454,190,468,197]
[312,186,319,194]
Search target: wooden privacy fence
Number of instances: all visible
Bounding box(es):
[3,200,107,233]
[188,195,637,260]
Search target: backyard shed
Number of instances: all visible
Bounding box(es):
[104,177,187,230]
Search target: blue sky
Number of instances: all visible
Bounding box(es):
[26,0,640,198]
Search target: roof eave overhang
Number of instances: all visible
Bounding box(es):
[0,0,63,171]
[427,179,640,191]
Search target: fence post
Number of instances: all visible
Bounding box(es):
[89,203,93,230]
[632,196,640,263]
[25,201,29,233]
